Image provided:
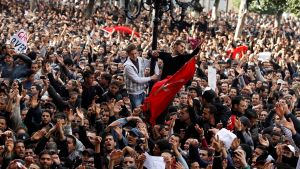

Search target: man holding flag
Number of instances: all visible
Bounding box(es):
[151,39,201,80]
[143,40,202,125]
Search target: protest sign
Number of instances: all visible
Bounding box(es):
[208,66,217,91]
[10,29,28,53]
[258,52,272,62]
[143,152,165,169]
[216,128,237,150]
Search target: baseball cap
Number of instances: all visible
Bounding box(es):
[128,128,143,138]
[285,145,295,155]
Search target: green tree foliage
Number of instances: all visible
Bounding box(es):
[85,0,96,18]
[287,0,300,17]
[249,0,287,15]
[233,0,241,11]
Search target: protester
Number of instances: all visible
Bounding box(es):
[0,0,300,168]
[124,44,158,109]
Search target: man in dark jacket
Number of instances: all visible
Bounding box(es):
[152,39,201,80]
[0,53,32,79]
[81,71,104,109]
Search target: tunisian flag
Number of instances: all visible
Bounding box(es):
[227,45,248,59]
[100,26,140,37]
[142,58,196,125]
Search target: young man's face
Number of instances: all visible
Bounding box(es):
[40,153,53,168]
[109,84,119,95]
[174,42,185,55]
[104,135,116,151]
[42,112,51,124]
[4,55,13,64]
[0,118,7,131]
[128,49,138,61]
[190,162,200,169]
[237,100,248,114]
[123,156,136,168]
[199,149,209,161]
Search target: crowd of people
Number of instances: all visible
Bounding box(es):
[0,0,300,168]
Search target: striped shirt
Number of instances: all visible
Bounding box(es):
[124,57,151,95]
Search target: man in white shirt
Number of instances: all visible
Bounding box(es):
[124,44,158,108]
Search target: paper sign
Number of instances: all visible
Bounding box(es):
[258,52,271,61]
[10,29,28,53]
[143,152,165,169]
[208,66,217,91]
[216,128,237,150]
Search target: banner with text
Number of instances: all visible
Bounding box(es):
[10,29,28,54]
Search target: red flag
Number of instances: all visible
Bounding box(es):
[142,58,196,125]
[227,45,248,59]
[100,26,140,37]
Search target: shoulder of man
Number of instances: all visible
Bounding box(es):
[124,58,132,66]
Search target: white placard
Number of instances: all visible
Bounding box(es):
[208,66,217,91]
[10,29,28,54]
[216,128,237,150]
[258,52,271,62]
[143,152,165,169]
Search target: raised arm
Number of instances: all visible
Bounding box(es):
[124,65,155,84]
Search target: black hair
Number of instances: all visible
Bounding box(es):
[32,84,42,93]
[275,163,295,169]
[170,133,181,141]
[174,39,186,46]
[155,139,172,152]
[126,44,137,53]
[232,96,244,107]
[83,70,94,79]
[109,81,120,88]
[25,144,36,150]
[203,104,217,115]
[54,112,66,120]
[66,135,77,146]
[63,57,73,66]
[25,70,35,78]
[199,148,214,157]
[39,150,51,158]
[245,109,258,119]
[101,73,112,83]
[42,109,53,117]
[180,105,197,123]
[14,140,24,146]
[240,144,252,161]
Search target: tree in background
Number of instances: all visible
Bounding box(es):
[211,0,220,21]
[85,0,96,18]
[234,0,298,40]
[193,0,204,13]
[287,0,300,17]
[249,0,287,27]
[234,0,249,40]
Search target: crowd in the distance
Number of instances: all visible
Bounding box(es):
[0,0,300,169]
